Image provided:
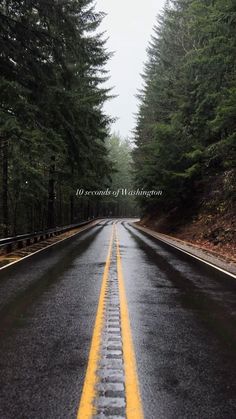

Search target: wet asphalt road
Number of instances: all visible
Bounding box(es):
[0,220,235,419]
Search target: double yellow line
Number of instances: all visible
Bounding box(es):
[77,223,144,419]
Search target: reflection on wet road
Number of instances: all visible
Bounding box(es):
[0,220,235,419]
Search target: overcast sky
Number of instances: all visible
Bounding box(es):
[96,0,166,138]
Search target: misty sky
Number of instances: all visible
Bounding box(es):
[96,0,166,138]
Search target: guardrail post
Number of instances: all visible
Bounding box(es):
[6,244,12,253]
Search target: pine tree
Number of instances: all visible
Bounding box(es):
[0,0,112,235]
[134,0,236,215]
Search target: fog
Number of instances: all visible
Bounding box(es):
[96,0,166,138]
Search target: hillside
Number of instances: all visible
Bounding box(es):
[140,169,236,261]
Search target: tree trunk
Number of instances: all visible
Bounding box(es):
[86,200,90,219]
[70,166,75,224]
[47,155,56,229]
[58,184,62,226]
[70,194,74,224]
[2,139,9,236]
[96,200,100,217]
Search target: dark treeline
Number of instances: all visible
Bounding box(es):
[104,134,138,217]
[0,0,113,237]
[75,135,138,219]
[134,0,236,216]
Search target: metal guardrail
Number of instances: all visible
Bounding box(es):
[0,219,97,254]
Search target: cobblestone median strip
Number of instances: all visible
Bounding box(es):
[95,254,126,418]
[77,224,143,419]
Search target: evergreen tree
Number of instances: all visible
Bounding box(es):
[134,0,236,216]
[0,0,112,235]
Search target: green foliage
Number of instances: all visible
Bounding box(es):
[104,135,138,217]
[134,0,236,214]
[0,0,112,234]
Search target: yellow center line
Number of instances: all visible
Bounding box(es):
[77,222,144,418]
[77,224,114,419]
[115,224,144,419]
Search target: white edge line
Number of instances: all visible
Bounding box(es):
[131,223,236,279]
[0,220,101,273]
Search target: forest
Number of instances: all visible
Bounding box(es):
[0,0,235,243]
[133,0,236,252]
[0,0,113,236]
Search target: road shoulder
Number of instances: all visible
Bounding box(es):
[131,222,236,277]
[0,220,101,271]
